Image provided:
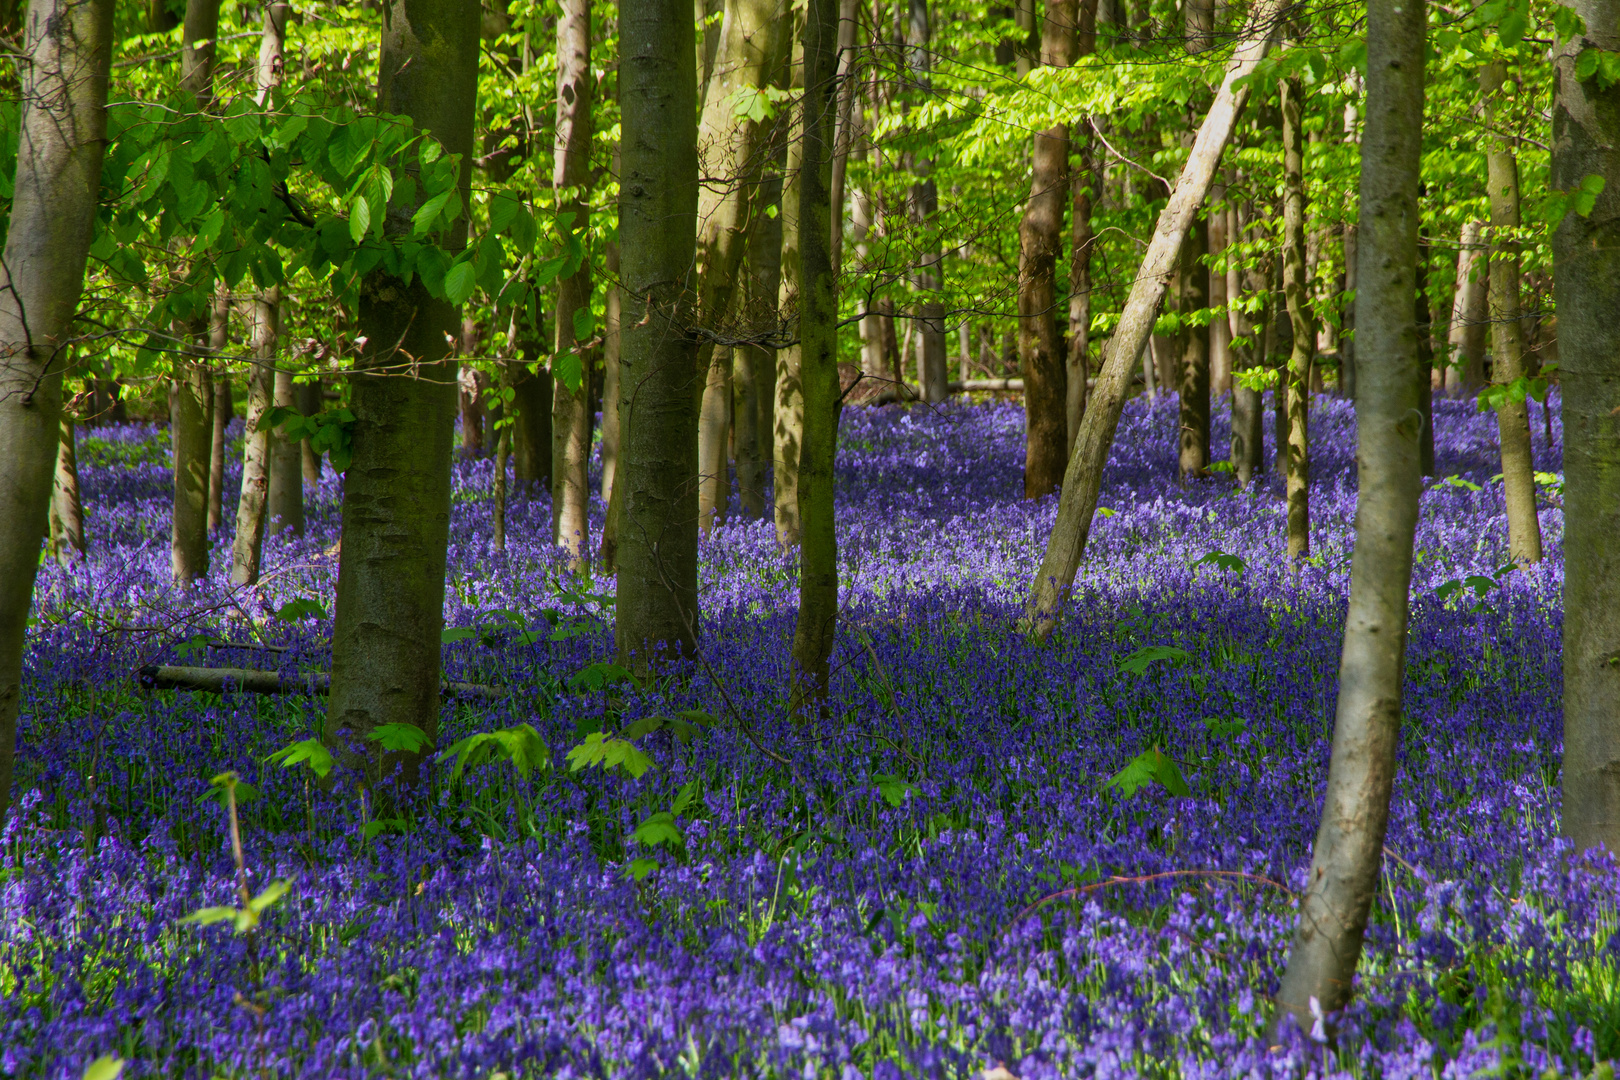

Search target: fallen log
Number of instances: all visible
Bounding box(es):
[137,665,507,700]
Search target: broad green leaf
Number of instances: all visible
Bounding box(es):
[412,189,452,235]
[83,1056,125,1080]
[1195,551,1245,574]
[1103,747,1191,798]
[368,723,432,753]
[1116,645,1191,676]
[273,596,326,621]
[267,738,334,779]
[632,811,683,848]
[349,195,371,245]
[875,774,914,808]
[626,858,660,881]
[443,260,477,306]
[441,626,476,643]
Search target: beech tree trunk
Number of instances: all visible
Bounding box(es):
[1555,0,1620,856]
[907,0,948,402]
[325,0,479,783]
[1208,183,1231,396]
[1024,0,1289,637]
[0,0,114,823]
[49,412,85,564]
[1179,219,1210,478]
[172,356,213,585]
[1280,75,1312,560]
[552,0,595,563]
[791,0,841,704]
[1068,124,1096,450]
[267,365,304,536]
[601,241,623,504]
[1018,0,1076,498]
[1444,220,1487,397]
[230,295,276,587]
[1340,223,1357,400]
[511,340,553,494]
[1230,198,1266,485]
[1273,0,1426,1029]
[774,28,806,547]
[1482,60,1542,565]
[616,0,702,665]
[208,370,231,533]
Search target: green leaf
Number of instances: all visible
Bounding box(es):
[1437,475,1483,493]
[441,626,477,644]
[443,260,477,306]
[368,723,432,753]
[273,596,326,621]
[1116,645,1191,676]
[1195,551,1245,574]
[248,878,291,913]
[671,779,700,818]
[1103,747,1191,798]
[412,189,452,235]
[554,351,583,394]
[626,858,660,881]
[267,738,334,779]
[349,195,371,245]
[362,818,406,839]
[572,305,593,344]
[874,773,914,808]
[632,811,683,848]
[566,732,655,778]
[82,1056,125,1080]
[568,662,636,693]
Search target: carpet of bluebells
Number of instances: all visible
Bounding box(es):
[5,390,1617,1079]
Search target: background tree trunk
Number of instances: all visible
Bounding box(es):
[1018,0,1076,498]
[774,28,806,547]
[1341,222,1357,400]
[324,0,479,783]
[791,0,840,704]
[1067,123,1096,451]
[267,366,304,536]
[171,355,212,585]
[230,296,276,587]
[1444,219,1487,397]
[1281,75,1312,560]
[601,241,623,505]
[616,0,702,666]
[907,0,948,402]
[552,0,594,563]
[0,0,114,823]
[1482,60,1542,565]
[511,339,553,494]
[738,118,788,519]
[1208,182,1231,396]
[49,411,85,564]
[1024,0,1288,638]
[1179,219,1210,478]
[1554,0,1620,856]
[208,370,230,533]
[1273,0,1426,1029]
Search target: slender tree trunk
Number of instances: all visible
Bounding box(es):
[0,0,114,823]
[907,0,948,402]
[325,0,479,783]
[1482,60,1542,565]
[1554,0,1620,856]
[230,295,276,586]
[1068,124,1096,450]
[1414,235,1437,476]
[493,424,510,552]
[1209,182,1231,397]
[267,366,304,536]
[1024,0,1289,636]
[1281,75,1312,559]
[180,0,221,107]
[774,27,807,547]
[1273,0,1425,1029]
[738,127,787,518]
[791,0,840,704]
[601,241,623,504]
[172,354,213,585]
[1444,219,1487,396]
[616,0,702,665]
[208,370,231,533]
[511,339,553,493]
[1179,219,1211,478]
[459,363,487,456]
[1018,0,1076,497]
[1341,223,1357,400]
[1230,202,1267,486]
[49,411,85,564]
[552,0,594,563]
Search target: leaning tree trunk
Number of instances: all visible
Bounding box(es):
[552,0,594,565]
[790,0,840,705]
[1273,0,1426,1031]
[1280,74,1312,561]
[267,365,304,536]
[324,0,479,784]
[1024,0,1290,638]
[0,0,114,824]
[1555,0,1620,856]
[1444,219,1487,397]
[615,0,702,666]
[1018,0,1077,498]
[694,0,788,536]
[1179,218,1211,478]
[230,294,276,587]
[774,26,807,547]
[1482,60,1542,566]
[49,411,85,564]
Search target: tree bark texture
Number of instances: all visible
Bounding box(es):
[1068,125,1097,451]
[601,241,623,504]
[907,0,948,402]
[552,0,595,563]
[616,0,702,666]
[1554,0,1620,856]
[325,0,479,783]
[790,0,841,703]
[1018,0,1077,498]
[1341,222,1357,400]
[180,0,221,107]
[774,28,807,547]
[738,131,787,519]
[172,357,213,585]
[49,412,85,564]
[0,0,114,822]
[1281,75,1312,560]
[1414,238,1437,476]
[1230,200,1266,485]
[267,365,304,536]
[1273,0,1426,1029]
[1444,219,1487,396]
[511,340,553,493]
[1482,60,1542,565]
[230,297,276,587]
[1179,218,1211,478]
[1023,0,1288,637]
[208,371,231,533]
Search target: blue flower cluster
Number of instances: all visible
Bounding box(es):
[5,390,1609,1079]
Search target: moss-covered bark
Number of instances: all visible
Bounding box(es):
[1280,75,1312,559]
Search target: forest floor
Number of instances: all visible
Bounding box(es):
[5,392,1611,1079]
